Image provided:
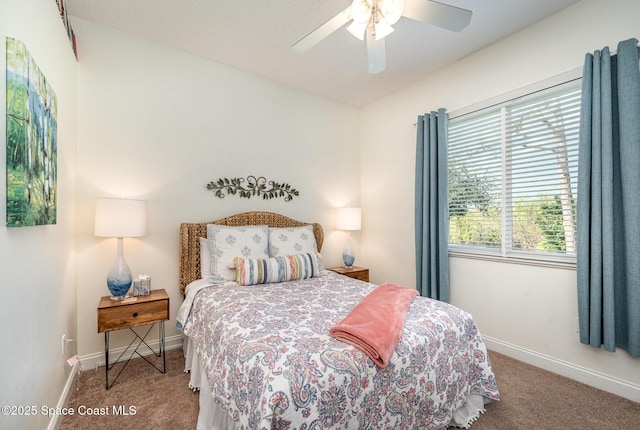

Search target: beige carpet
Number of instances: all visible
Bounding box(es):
[60,348,640,429]
[475,352,639,429]
[60,348,198,430]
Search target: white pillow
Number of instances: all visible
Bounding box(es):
[207,225,269,283]
[268,225,318,257]
[269,226,324,271]
[199,237,210,279]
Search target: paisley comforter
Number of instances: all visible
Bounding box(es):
[181,272,499,429]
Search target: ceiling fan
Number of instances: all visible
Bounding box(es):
[292,0,472,74]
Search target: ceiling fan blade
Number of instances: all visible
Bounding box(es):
[366,28,386,74]
[292,6,352,53]
[403,0,472,32]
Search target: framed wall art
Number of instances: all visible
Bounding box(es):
[6,37,58,226]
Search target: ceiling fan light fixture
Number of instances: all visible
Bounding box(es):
[291,0,472,74]
[347,21,368,40]
[373,20,395,41]
[350,0,373,24]
[378,0,405,25]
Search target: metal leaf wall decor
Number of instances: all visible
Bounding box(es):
[206,176,299,202]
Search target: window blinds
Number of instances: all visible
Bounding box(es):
[448,80,581,260]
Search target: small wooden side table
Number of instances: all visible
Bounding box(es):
[97,289,170,389]
[327,266,369,282]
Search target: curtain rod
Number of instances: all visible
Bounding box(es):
[413,66,582,126]
[414,41,639,126]
[450,75,582,121]
[412,41,639,125]
[596,41,640,56]
[450,42,640,119]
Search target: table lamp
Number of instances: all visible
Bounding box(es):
[94,198,147,300]
[335,207,361,267]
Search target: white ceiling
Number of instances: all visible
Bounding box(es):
[65,0,580,107]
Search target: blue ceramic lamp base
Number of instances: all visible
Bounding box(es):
[342,253,355,268]
[342,236,355,268]
[107,278,132,300]
[107,238,133,300]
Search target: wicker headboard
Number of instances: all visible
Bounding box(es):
[179,211,324,294]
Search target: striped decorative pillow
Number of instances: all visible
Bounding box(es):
[234,253,321,286]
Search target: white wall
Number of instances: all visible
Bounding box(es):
[361,0,640,400]
[3,1,637,424]
[0,1,78,429]
[74,19,361,358]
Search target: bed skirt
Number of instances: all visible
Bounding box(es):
[183,336,489,429]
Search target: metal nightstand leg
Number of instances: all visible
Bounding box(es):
[103,321,166,390]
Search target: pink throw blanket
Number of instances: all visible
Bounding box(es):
[329,283,419,367]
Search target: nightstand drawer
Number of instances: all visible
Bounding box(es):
[327,266,369,283]
[97,289,170,333]
[348,271,369,282]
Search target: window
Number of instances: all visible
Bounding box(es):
[447,80,581,264]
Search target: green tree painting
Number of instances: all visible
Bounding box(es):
[6,37,57,226]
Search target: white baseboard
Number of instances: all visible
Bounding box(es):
[47,361,80,430]
[484,336,640,403]
[79,334,183,371]
[48,334,183,430]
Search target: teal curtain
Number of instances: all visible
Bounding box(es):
[415,109,449,302]
[577,38,640,357]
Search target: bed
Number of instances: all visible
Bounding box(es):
[177,211,499,429]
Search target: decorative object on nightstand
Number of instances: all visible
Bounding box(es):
[133,274,151,296]
[335,207,361,267]
[97,288,169,389]
[95,198,147,300]
[328,266,369,283]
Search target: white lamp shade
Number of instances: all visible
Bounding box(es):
[95,198,147,238]
[336,207,362,231]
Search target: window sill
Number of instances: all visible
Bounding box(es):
[448,249,576,270]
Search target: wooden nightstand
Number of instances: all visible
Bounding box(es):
[97,289,170,389]
[327,266,369,282]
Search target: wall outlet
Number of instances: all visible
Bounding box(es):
[61,334,66,356]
